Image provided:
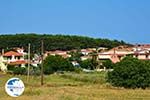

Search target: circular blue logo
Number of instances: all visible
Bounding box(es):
[5,77,25,97]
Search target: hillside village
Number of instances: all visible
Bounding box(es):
[1,1,150,99]
[0,44,150,72]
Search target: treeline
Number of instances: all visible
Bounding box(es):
[0,34,129,53]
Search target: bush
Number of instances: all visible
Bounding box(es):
[13,67,27,75]
[43,55,75,74]
[7,65,27,75]
[29,66,41,76]
[74,67,82,73]
[107,57,150,89]
[7,65,15,71]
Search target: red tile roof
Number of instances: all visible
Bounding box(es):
[3,51,23,56]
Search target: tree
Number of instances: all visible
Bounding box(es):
[90,49,99,69]
[102,59,114,69]
[107,57,150,89]
[80,59,98,70]
[68,50,82,63]
[43,55,74,74]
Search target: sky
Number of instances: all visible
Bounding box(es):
[0,0,150,44]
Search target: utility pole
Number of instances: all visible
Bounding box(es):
[41,40,44,85]
[27,43,30,81]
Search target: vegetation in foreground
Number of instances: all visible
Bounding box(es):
[108,57,150,89]
[1,72,150,100]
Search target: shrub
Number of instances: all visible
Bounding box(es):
[107,57,150,89]
[7,65,15,71]
[7,65,40,75]
[7,65,27,75]
[74,67,82,73]
[29,66,41,76]
[13,67,27,75]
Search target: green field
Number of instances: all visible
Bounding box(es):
[1,72,150,100]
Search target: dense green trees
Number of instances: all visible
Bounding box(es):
[102,59,114,69]
[43,55,75,74]
[0,34,128,53]
[7,64,41,75]
[80,59,98,70]
[68,50,82,63]
[107,57,150,89]
[7,65,27,75]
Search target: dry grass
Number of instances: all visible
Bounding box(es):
[1,72,150,100]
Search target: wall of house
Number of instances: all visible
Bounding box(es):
[98,55,111,59]
[137,55,146,59]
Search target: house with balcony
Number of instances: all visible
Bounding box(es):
[2,50,27,67]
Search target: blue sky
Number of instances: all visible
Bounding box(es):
[0,0,150,44]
